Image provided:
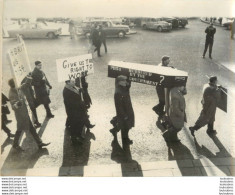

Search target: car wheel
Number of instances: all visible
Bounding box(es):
[157,26,163,32]
[85,32,91,38]
[118,31,125,38]
[181,24,186,28]
[142,24,147,30]
[48,32,55,39]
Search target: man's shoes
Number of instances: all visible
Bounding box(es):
[38,142,51,149]
[202,56,205,59]
[206,129,217,136]
[87,124,95,129]
[98,55,102,57]
[34,121,41,128]
[209,56,212,59]
[7,133,15,138]
[47,114,54,118]
[13,145,24,151]
[123,138,133,145]
[189,127,195,137]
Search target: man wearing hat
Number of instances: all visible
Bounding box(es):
[202,23,216,59]
[8,79,50,151]
[189,76,221,136]
[31,61,54,118]
[152,56,172,118]
[113,75,134,144]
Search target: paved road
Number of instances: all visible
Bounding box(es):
[1,19,235,174]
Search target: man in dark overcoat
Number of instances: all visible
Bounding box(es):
[202,23,216,59]
[63,79,93,144]
[189,76,221,136]
[8,79,50,151]
[114,75,135,144]
[31,61,54,118]
[92,24,102,57]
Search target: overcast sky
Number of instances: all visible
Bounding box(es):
[2,0,235,18]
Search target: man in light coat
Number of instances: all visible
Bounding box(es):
[163,85,187,142]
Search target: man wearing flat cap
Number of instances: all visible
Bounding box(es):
[31,61,54,118]
[189,76,221,136]
[113,75,134,144]
[153,56,172,119]
[202,23,216,59]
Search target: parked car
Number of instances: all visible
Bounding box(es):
[160,17,179,28]
[76,20,132,38]
[174,17,188,28]
[8,22,62,39]
[141,18,172,32]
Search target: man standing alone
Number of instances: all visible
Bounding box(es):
[31,61,54,118]
[202,23,216,59]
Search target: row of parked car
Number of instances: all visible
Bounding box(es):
[6,17,188,39]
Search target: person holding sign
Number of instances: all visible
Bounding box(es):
[31,61,54,118]
[8,79,50,151]
[189,76,222,137]
[152,56,172,119]
[113,75,135,144]
[63,78,94,144]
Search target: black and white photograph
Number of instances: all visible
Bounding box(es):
[0,0,235,193]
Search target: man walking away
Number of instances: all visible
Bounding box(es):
[202,23,216,59]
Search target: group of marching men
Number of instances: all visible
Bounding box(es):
[1,56,223,151]
[111,55,223,144]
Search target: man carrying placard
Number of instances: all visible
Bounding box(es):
[113,75,135,144]
[152,56,172,119]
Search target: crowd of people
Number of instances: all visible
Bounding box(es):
[1,22,225,152]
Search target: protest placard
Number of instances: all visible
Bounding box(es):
[56,54,94,82]
[7,39,31,87]
[108,61,188,88]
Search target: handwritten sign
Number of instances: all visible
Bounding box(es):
[108,61,188,88]
[8,41,31,87]
[56,54,94,82]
